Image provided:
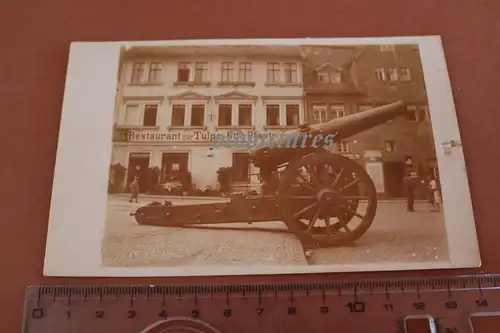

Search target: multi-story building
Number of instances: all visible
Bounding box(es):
[303,44,437,198]
[111,45,305,192]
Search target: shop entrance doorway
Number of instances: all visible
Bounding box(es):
[127,152,150,193]
[383,161,406,198]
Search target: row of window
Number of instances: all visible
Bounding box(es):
[329,139,418,155]
[130,61,299,85]
[316,67,412,84]
[121,103,429,128]
[311,104,345,122]
[311,104,428,123]
[375,68,411,82]
[131,60,413,86]
[122,103,302,128]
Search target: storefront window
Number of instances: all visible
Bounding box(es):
[161,153,188,182]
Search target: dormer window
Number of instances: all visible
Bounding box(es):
[317,71,341,83]
[331,72,341,82]
[318,72,329,83]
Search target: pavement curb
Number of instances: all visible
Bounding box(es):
[111,193,428,203]
[111,193,229,201]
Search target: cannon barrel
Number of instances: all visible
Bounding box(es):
[249,100,407,168]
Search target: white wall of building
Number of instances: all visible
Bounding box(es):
[112,48,305,191]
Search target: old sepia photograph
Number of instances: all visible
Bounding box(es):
[43,37,481,276]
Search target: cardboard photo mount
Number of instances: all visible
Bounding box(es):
[43,36,481,277]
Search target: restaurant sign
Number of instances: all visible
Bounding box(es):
[113,129,283,143]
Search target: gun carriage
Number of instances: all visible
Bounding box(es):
[130,101,407,248]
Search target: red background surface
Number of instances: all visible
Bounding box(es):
[1,0,499,331]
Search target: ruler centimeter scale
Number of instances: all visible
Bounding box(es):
[22,275,500,333]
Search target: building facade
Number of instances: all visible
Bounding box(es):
[111,46,305,192]
[303,44,438,198]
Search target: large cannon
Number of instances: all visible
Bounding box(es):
[130,101,407,248]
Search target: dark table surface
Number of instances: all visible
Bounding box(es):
[1,0,499,332]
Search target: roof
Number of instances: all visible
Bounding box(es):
[120,44,369,63]
[121,45,304,58]
[304,46,367,72]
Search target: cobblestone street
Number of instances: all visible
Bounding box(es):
[101,195,449,267]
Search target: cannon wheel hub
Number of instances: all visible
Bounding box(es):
[316,188,341,211]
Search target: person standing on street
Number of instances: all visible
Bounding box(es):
[404,173,415,212]
[428,176,441,212]
[129,176,140,203]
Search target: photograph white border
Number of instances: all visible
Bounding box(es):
[43,36,481,277]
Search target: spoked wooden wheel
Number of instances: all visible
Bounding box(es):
[277,152,377,247]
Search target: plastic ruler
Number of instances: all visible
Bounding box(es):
[22,274,500,333]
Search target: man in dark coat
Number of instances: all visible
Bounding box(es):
[404,173,415,212]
